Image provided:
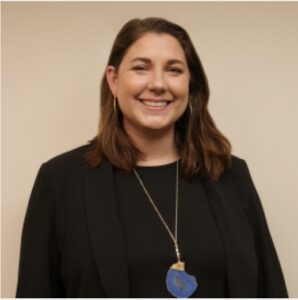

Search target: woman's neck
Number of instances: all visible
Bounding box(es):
[124,123,179,166]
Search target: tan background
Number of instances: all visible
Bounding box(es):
[2,2,298,297]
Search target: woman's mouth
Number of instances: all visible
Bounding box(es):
[138,98,172,111]
[142,100,168,107]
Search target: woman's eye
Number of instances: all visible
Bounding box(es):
[169,68,183,74]
[132,66,147,71]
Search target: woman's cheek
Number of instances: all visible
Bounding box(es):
[169,83,189,98]
[123,75,148,92]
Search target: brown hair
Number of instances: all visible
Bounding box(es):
[84,17,232,181]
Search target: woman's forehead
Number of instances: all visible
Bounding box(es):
[122,32,187,64]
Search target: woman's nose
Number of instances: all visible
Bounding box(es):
[147,70,167,92]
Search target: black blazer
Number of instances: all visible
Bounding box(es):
[16,145,288,297]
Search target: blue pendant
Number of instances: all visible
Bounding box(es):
[166,261,198,298]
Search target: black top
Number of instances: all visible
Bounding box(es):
[114,160,228,297]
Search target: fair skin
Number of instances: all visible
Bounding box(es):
[106,32,190,166]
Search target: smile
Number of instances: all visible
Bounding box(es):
[138,98,172,109]
[142,100,168,107]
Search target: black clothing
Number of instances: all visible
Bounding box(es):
[114,161,227,297]
[16,145,288,297]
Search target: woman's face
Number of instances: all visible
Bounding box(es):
[106,32,190,134]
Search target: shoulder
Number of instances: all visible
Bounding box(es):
[44,144,90,170]
[219,154,253,189]
[224,154,250,178]
[40,144,92,187]
[218,155,256,202]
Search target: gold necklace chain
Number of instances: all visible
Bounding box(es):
[133,160,181,262]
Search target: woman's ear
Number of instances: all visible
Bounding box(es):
[106,66,118,97]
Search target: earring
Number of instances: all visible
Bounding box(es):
[113,97,117,113]
[189,100,193,115]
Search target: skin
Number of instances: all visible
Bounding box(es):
[106,32,190,165]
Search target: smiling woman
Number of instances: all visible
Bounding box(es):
[16,17,288,298]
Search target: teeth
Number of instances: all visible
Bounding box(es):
[142,101,168,107]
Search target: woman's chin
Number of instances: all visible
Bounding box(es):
[123,114,175,134]
[138,119,174,132]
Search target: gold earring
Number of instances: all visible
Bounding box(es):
[113,97,117,113]
[189,101,193,115]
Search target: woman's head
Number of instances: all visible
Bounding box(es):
[85,17,231,181]
[104,17,209,129]
[106,31,190,134]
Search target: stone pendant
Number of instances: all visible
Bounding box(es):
[166,261,198,298]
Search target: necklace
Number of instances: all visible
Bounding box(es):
[133,161,198,298]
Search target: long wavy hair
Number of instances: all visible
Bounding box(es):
[84,17,232,181]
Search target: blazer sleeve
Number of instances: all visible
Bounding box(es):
[240,159,288,297]
[16,163,66,297]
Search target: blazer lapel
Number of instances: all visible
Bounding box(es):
[83,159,130,297]
[201,176,258,297]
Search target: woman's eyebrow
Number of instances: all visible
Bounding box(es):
[167,59,185,66]
[130,57,151,64]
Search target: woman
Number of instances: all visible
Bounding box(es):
[16,17,288,298]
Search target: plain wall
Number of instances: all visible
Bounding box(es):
[2,2,298,297]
